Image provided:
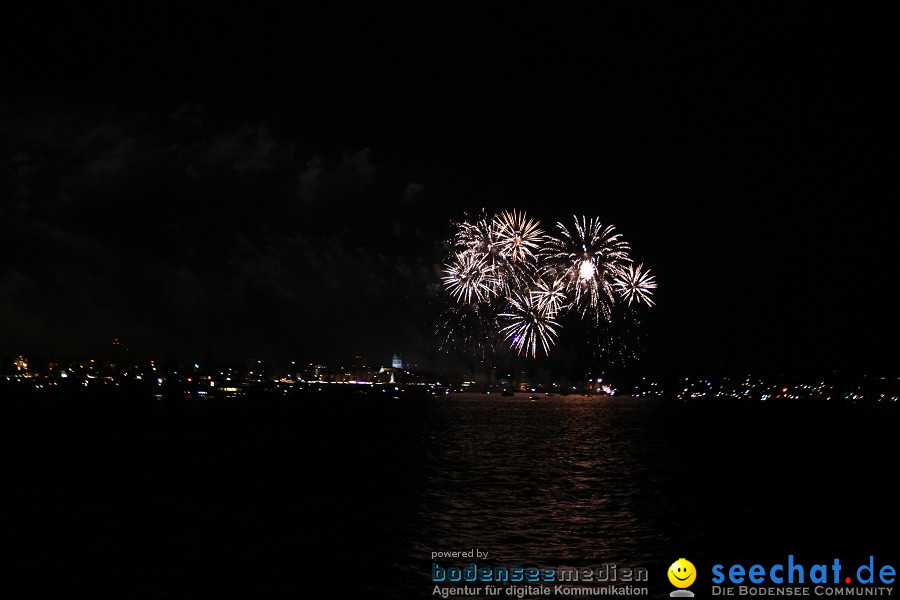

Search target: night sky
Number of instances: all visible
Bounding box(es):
[1,5,896,374]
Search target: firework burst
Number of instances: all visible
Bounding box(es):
[614,263,657,306]
[532,274,568,315]
[499,291,560,358]
[544,216,631,322]
[454,218,515,293]
[455,218,501,258]
[441,251,493,304]
[454,215,539,295]
[439,210,656,360]
[494,209,544,262]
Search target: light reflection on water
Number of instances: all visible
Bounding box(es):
[385,395,899,598]
[6,393,898,598]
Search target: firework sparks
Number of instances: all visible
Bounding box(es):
[454,216,536,295]
[440,211,656,360]
[532,274,568,315]
[437,301,500,358]
[456,218,501,257]
[454,218,514,294]
[499,291,559,358]
[544,216,631,321]
[441,251,493,304]
[614,263,657,306]
[494,209,544,262]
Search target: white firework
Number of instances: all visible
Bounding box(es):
[456,218,502,257]
[456,216,536,295]
[499,291,559,358]
[544,216,631,321]
[494,209,544,262]
[441,251,493,304]
[531,274,568,315]
[614,263,657,306]
[455,218,511,293]
[441,210,657,359]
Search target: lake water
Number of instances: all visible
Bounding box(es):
[5,393,899,597]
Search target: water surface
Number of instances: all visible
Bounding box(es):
[6,393,898,597]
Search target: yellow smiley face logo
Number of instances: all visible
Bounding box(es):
[668,558,696,588]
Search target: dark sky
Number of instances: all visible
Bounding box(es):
[1,5,896,374]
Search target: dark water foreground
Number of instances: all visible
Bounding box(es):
[5,394,899,598]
